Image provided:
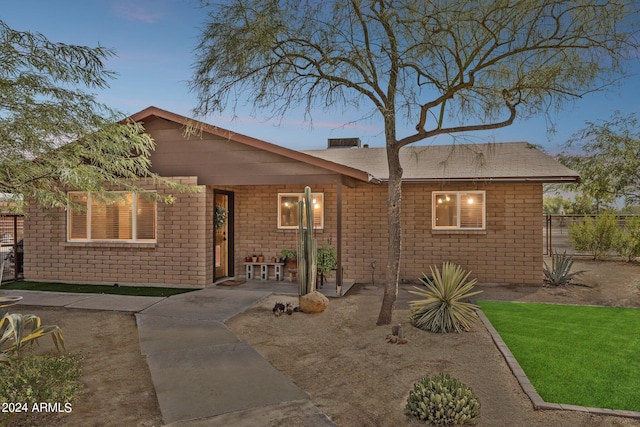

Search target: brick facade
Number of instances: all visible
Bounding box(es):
[230,182,542,285]
[24,177,212,287]
[24,179,543,287]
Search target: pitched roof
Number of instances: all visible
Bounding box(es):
[128,107,578,184]
[128,106,373,183]
[302,142,579,183]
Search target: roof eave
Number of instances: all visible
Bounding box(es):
[378,176,581,184]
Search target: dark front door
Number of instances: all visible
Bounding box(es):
[214,190,234,280]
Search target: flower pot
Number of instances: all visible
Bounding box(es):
[257,256,264,262]
[285,258,297,269]
[252,257,257,262]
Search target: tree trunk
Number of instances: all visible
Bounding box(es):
[377,143,403,325]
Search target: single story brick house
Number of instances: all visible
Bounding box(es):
[24,106,579,287]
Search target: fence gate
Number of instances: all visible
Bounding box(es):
[0,214,24,283]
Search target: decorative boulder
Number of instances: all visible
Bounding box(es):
[299,291,329,313]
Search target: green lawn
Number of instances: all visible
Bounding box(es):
[0,281,195,297]
[477,301,640,412]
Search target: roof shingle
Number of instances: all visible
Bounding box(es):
[302,142,579,183]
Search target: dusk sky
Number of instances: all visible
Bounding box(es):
[3,0,639,153]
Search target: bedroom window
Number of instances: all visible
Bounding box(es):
[278,193,324,229]
[68,192,157,242]
[433,191,485,230]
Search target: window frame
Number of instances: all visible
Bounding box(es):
[67,191,157,242]
[432,191,486,230]
[277,192,324,230]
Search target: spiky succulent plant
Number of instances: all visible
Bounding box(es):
[409,262,482,333]
[406,373,480,425]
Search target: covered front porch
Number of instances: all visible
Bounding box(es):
[134,107,372,289]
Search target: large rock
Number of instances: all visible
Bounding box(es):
[299,291,329,313]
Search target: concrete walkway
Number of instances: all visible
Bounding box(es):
[0,284,337,426]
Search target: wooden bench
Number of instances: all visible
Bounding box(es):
[244,262,284,281]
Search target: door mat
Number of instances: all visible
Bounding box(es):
[216,280,246,287]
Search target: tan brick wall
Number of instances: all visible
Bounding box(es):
[24,177,211,287]
[230,182,543,285]
[24,179,543,287]
[230,184,339,273]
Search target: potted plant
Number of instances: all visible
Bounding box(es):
[251,254,257,262]
[317,245,337,287]
[245,256,251,262]
[257,254,264,262]
[281,249,297,268]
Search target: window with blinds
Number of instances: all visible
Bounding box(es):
[68,192,157,242]
[277,193,324,229]
[433,191,485,230]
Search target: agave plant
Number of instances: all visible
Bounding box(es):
[0,313,64,362]
[409,262,482,333]
[543,251,586,286]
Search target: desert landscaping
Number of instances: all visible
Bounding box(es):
[5,256,640,427]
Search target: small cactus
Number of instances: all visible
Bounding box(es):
[297,186,317,296]
[405,373,480,425]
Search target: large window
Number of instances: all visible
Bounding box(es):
[433,191,485,230]
[278,193,324,229]
[68,192,157,242]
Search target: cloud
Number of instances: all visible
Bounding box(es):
[112,1,163,24]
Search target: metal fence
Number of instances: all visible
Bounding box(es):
[0,214,24,283]
[544,214,638,256]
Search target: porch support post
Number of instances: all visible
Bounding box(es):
[336,179,343,288]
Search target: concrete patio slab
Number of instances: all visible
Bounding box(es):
[0,289,92,307]
[65,294,164,312]
[139,288,269,321]
[136,314,238,355]
[164,400,336,427]
[146,342,309,424]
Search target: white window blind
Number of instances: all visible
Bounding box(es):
[68,192,156,242]
[136,194,156,240]
[68,193,88,239]
[277,193,324,229]
[433,191,485,230]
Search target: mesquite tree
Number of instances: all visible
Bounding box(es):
[560,112,640,210]
[191,0,639,325]
[0,20,181,210]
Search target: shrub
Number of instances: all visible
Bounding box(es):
[0,353,82,425]
[543,251,586,286]
[406,373,480,425]
[613,216,640,262]
[568,211,618,260]
[317,244,337,276]
[409,262,482,333]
